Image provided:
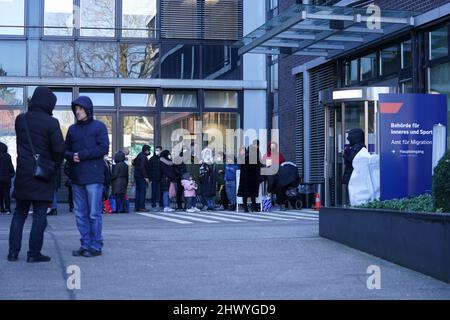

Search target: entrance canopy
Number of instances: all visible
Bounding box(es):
[236,4,417,58]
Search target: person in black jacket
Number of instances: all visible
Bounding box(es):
[133,145,150,212]
[111,151,129,213]
[160,150,176,212]
[8,87,65,263]
[267,161,300,210]
[342,128,366,185]
[147,145,162,210]
[0,142,15,214]
[238,142,262,212]
[174,149,187,211]
[200,148,217,211]
[103,155,112,201]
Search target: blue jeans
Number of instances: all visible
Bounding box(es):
[115,194,125,212]
[134,177,147,210]
[9,200,48,257]
[72,183,104,252]
[162,191,170,208]
[225,181,237,206]
[185,197,195,209]
[205,197,215,209]
[51,191,58,210]
[151,180,161,207]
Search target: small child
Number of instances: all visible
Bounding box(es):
[181,172,200,213]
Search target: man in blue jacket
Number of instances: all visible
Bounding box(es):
[65,96,109,258]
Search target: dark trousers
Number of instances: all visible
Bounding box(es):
[151,180,161,207]
[134,177,147,210]
[275,186,289,208]
[9,199,49,257]
[0,182,11,212]
[219,184,229,209]
[67,185,74,210]
[242,196,257,211]
[176,179,184,209]
[115,193,126,212]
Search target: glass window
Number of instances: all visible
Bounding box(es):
[79,89,115,106]
[0,0,24,35]
[163,90,197,108]
[202,45,240,80]
[44,0,74,36]
[161,44,200,79]
[401,40,412,69]
[41,41,75,77]
[345,59,359,85]
[202,112,240,153]
[122,0,157,38]
[119,43,159,78]
[52,110,75,139]
[94,114,114,158]
[361,53,377,81]
[50,89,73,106]
[380,46,399,75]
[401,80,413,93]
[122,116,155,158]
[429,26,449,60]
[161,113,200,152]
[0,87,23,106]
[80,0,115,37]
[0,109,22,168]
[270,62,278,92]
[121,90,156,107]
[429,62,450,148]
[204,91,238,109]
[0,41,26,76]
[76,42,117,78]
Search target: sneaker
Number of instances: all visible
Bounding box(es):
[5,211,11,215]
[72,248,88,257]
[82,249,102,257]
[27,254,51,263]
[186,208,196,213]
[193,207,201,212]
[7,253,18,262]
[163,207,175,213]
[47,209,57,216]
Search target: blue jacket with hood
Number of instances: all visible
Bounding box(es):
[64,96,110,186]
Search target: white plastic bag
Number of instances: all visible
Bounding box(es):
[348,148,380,206]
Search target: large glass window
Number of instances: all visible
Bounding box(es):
[204,91,238,109]
[161,113,199,152]
[0,41,26,76]
[94,114,114,158]
[78,89,115,106]
[163,90,197,108]
[41,41,75,77]
[76,42,117,78]
[50,88,73,106]
[80,0,115,37]
[380,46,400,75]
[121,0,157,38]
[0,109,22,168]
[401,40,412,69]
[361,53,377,81]
[0,0,24,35]
[429,25,449,60]
[161,44,200,79]
[202,45,240,80]
[202,112,240,153]
[44,0,74,36]
[122,115,155,157]
[429,62,450,148]
[119,43,159,78]
[0,87,23,106]
[121,90,156,107]
[53,110,75,139]
[344,59,358,85]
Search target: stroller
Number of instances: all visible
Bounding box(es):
[286,186,303,210]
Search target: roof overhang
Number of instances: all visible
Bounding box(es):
[236,4,418,59]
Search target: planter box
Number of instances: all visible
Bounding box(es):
[319,207,450,283]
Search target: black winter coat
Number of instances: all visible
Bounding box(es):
[342,128,366,185]
[14,89,65,202]
[238,147,262,198]
[111,152,129,195]
[160,157,176,192]
[147,154,161,181]
[133,152,148,179]
[199,163,216,197]
[0,142,15,185]
[267,162,300,193]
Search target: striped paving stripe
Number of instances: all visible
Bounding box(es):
[202,211,271,222]
[231,211,295,221]
[258,211,318,221]
[271,211,319,219]
[159,212,218,223]
[178,212,242,222]
[136,212,192,224]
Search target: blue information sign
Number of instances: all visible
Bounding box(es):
[379,94,447,200]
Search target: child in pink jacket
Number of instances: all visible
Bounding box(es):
[181,172,200,213]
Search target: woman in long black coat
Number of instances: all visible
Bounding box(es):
[111,151,129,213]
[160,150,177,212]
[0,142,15,214]
[238,144,262,212]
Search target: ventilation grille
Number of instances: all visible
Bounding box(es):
[295,73,304,180]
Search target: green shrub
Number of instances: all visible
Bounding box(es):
[358,194,440,213]
[433,151,450,213]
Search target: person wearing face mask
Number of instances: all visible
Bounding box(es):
[147,146,162,211]
[132,145,151,212]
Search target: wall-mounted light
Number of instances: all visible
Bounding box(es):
[332,89,363,100]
